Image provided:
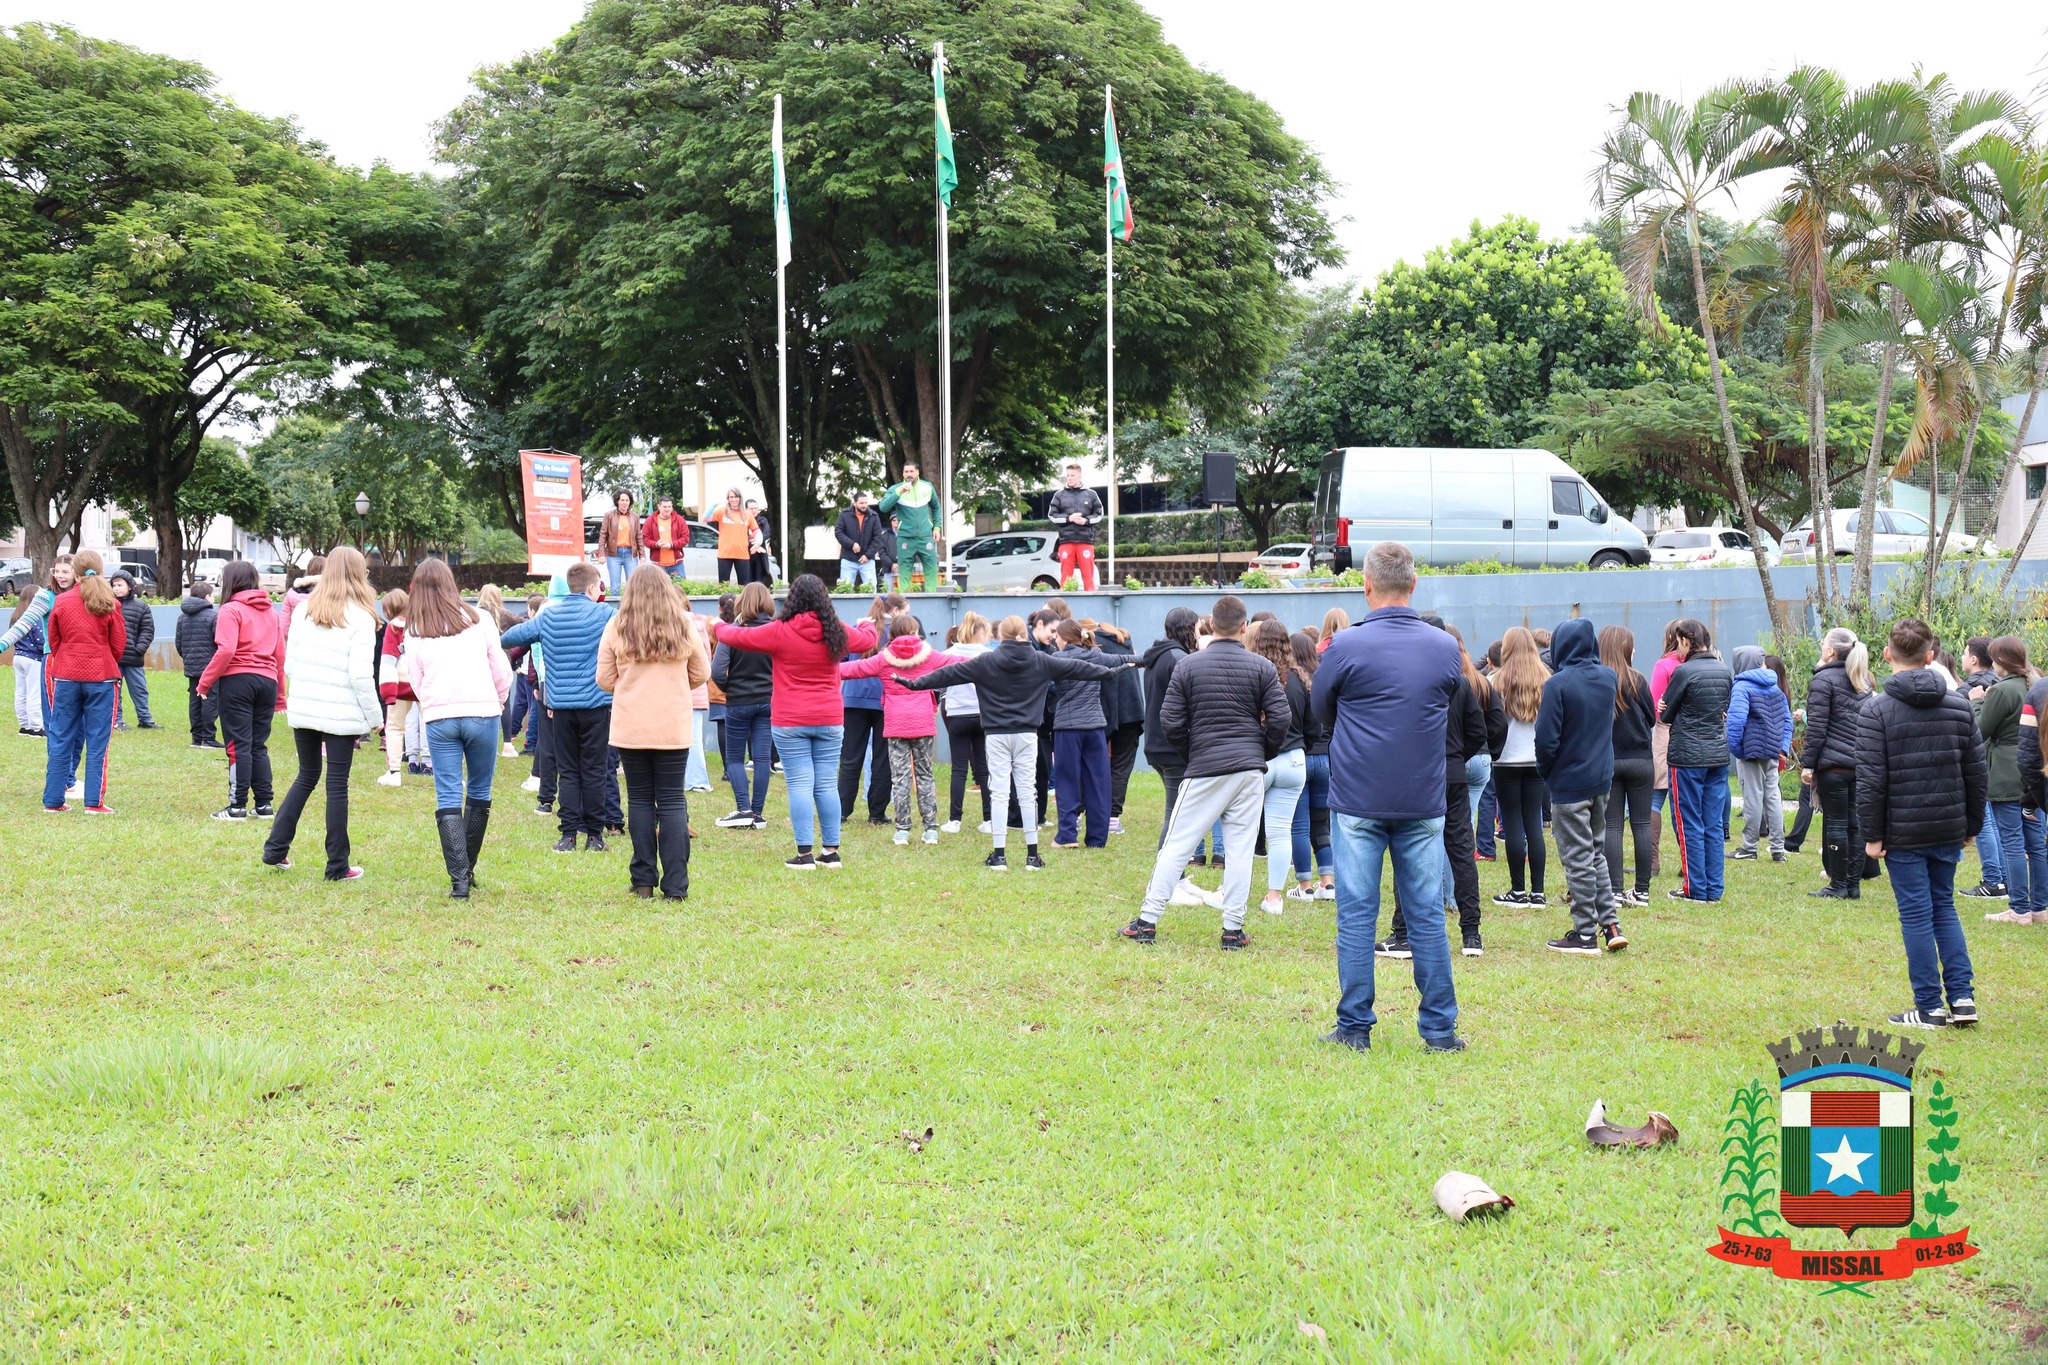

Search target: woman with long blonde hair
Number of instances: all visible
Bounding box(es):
[598,563,710,897]
[1249,618,1313,914]
[39,550,125,812]
[265,545,381,878]
[403,558,513,897]
[1489,626,1552,906]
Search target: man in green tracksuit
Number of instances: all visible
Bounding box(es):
[878,460,941,591]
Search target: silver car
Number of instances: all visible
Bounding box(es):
[950,530,1063,592]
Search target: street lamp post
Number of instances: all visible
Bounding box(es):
[354,492,370,551]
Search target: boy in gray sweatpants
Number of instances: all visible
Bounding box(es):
[1534,618,1628,955]
[1134,770,1266,932]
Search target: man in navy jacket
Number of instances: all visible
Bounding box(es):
[1534,617,1622,955]
[1311,541,1466,1053]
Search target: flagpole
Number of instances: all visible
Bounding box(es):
[1104,84,1117,587]
[936,45,953,590]
[775,94,789,587]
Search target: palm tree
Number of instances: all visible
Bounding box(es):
[1593,87,1781,628]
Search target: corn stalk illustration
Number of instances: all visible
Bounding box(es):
[1720,1079,1787,1236]
[1910,1080,1960,1239]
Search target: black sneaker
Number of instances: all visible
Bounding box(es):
[551,834,579,853]
[1374,938,1413,959]
[1424,1035,1468,1053]
[138,721,163,730]
[784,852,816,871]
[1461,933,1483,957]
[211,806,248,821]
[200,738,226,749]
[1024,851,1045,872]
[867,816,890,826]
[1322,1028,1371,1052]
[1219,927,1249,951]
[1770,851,1787,863]
[1666,888,1712,902]
[1888,1006,1948,1030]
[1119,917,1157,943]
[1601,922,1629,952]
[982,849,1008,871]
[750,816,769,830]
[816,850,843,870]
[1808,884,1847,898]
[714,810,753,828]
[1527,891,1547,906]
[535,802,553,816]
[1948,997,1978,1027]
[585,833,608,852]
[1731,848,1758,861]
[1491,889,1528,906]
[1546,932,1600,956]
[1960,883,2007,899]
[253,804,274,819]
[604,824,624,838]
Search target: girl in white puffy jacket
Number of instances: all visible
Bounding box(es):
[262,546,383,880]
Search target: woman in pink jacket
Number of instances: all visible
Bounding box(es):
[403,560,513,897]
[838,615,962,846]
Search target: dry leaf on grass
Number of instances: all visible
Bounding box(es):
[1583,1098,1680,1148]
[896,1126,934,1154]
[1297,1320,1327,1342]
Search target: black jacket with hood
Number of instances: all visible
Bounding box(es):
[1801,660,1865,773]
[1140,638,1189,765]
[1856,667,1988,850]
[1660,649,1734,768]
[900,638,1123,735]
[175,595,218,677]
[110,573,154,668]
[1612,668,1656,760]
[1533,617,1618,804]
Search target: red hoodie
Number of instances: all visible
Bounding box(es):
[43,586,126,682]
[712,613,878,728]
[197,588,287,703]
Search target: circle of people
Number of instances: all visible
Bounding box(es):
[8,538,2014,1049]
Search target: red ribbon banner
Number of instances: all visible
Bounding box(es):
[1708,1227,1979,1282]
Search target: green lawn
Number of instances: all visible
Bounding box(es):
[2,668,2043,1362]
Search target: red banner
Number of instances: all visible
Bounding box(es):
[1709,1227,1978,1282]
[520,450,585,574]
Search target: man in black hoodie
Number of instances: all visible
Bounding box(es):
[109,570,158,730]
[1859,617,1987,1030]
[1535,617,1623,954]
[176,582,223,747]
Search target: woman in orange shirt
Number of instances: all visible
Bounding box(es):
[711,488,754,585]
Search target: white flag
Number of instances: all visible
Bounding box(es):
[773,95,792,268]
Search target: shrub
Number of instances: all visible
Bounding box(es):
[1236,567,1282,590]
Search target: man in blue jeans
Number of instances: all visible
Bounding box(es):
[1858,616,1987,1030]
[1311,540,1466,1053]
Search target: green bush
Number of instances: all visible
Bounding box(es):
[1235,567,1282,590]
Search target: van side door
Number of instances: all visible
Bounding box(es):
[1510,458,1556,566]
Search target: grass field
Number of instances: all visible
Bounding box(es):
[2,667,2043,1362]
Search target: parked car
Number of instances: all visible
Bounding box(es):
[577,520,778,582]
[949,530,1063,592]
[0,557,32,595]
[1252,542,1316,574]
[1310,447,1650,571]
[1778,507,1995,563]
[115,562,159,595]
[254,561,291,593]
[188,557,231,587]
[1647,527,1778,569]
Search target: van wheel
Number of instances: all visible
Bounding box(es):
[1589,551,1628,571]
[1031,576,1059,591]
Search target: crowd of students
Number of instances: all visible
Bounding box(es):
[7,535,2022,1043]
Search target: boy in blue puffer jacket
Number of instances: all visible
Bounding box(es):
[1728,644,1794,860]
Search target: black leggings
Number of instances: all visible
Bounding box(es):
[216,672,277,811]
[619,746,690,898]
[1495,765,1546,893]
[1108,723,1143,817]
[1605,757,1656,895]
[1816,768,1862,887]
[945,713,990,824]
[264,729,356,877]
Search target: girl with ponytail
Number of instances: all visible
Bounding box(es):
[39,550,126,813]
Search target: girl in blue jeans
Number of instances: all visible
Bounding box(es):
[1287,631,1335,900]
[402,559,514,898]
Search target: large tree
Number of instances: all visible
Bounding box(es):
[438,0,1337,533]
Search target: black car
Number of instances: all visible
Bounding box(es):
[0,558,31,596]
[115,562,159,595]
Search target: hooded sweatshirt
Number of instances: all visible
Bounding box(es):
[196,588,286,700]
[838,635,962,738]
[1857,667,1987,849]
[1139,638,1189,764]
[176,595,219,677]
[711,612,879,727]
[1533,617,1618,804]
[901,638,1127,735]
[1726,644,1793,761]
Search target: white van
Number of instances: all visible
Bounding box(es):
[1311,448,1649,571]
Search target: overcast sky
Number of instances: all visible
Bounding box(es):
[15,0,2048,284]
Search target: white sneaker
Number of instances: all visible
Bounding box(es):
[922,829,939,845]
[978,821,992,835]
[1314,884,1337,901]
[1286,884,1317,901]
[66,783,82,800]
[501,742,517,758]
[1169,877,1217,908]
[940,820,962,834]
[1261,896,1285,916]
[893,830,910,845]
[377,770,402,788]
[520,775,541,793]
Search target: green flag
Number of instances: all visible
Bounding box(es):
[1105,95,1132,242]
[933,43,957,208]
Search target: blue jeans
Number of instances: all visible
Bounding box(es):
[839,558,875,589]
[427,715,499,807]
[1261,748,1306,890]
[42,678,116,807]
[1333,812,1459,1041]
[685,711,710,788]
[607,550,638,593]
[1475,778,1498,857]
[1990,802,2047,913]
[118,663,153,725]
[1884,844,1974,1013]
[1669,765,1729,900]
[773,724,844,848]
[1290,753,1333,881]
[1442,752,1492,906]
[1974,800,2004,886]
[724,702,773,815]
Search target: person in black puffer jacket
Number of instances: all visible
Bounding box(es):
[1095,623,1145,827]
[1858,617,1987,1030]
[109,570,158,730]
[1801,628,1875,898]
[176,582,222,746]
[1659,617,1732,901]
[1139,609,1198,847]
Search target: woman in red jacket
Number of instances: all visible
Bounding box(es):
[196,561,287,821]
[40,551,126,813]
[709,574,877,870]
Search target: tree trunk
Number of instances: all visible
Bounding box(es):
[1687,216,1782,634]
[0,408,118,586]
[150,474,184,596]
[1808,283,1834,618]
[1850,327,1900,610]
[1920,439,1942,614]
